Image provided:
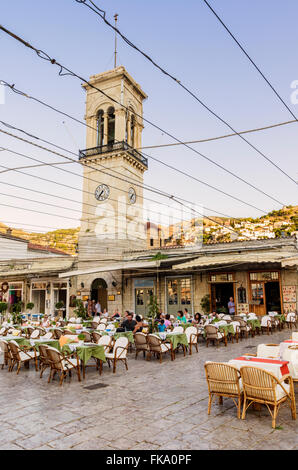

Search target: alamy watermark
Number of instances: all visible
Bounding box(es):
[0,81,5,104]
[290,80,298,104]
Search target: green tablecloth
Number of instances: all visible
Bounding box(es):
[158,332,188,350]
[247,319,261,330]
[6,337,32,348]
[218,324,235,336]
[275,314,286,323]
[102,331,135,344]
[33,339,61,351]
[76,345,106,365]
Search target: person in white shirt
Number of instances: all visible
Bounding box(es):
[101,308,109,318]
[95,302,101,314]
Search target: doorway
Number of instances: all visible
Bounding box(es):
[211,283,234,314]
[135,288,154,317]
[265,281,281,313]
[91,278,108,311]
[32,290,46,314]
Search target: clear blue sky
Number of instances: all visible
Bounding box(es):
[0,0,297,231]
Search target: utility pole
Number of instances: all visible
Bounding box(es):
[114,13,118,68]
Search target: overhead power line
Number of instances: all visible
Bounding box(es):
[2,79,296,152]
[0,27,290,208]
[72,2,297,186]
[202,0,298,120]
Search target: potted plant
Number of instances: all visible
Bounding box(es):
[200,294,210,315]
[11,300,24,325]
[73,299,88,320]
[26,302,34,312]
[147,295,159,333]
[0,301,8,321]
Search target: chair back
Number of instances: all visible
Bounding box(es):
[240,366,281,403]
[92,331,102,343]
[8,340,21,361]
[222,315,231,321]
[53,328,63,339]
[30,330,40,339]
[148,334,162,353]
[46,346,64,371]
[0,339,9,357]
[230,321,240,333]
[82,331,92,342]
[185,326,197,343]
[204,362,241,396]
[91,322,99,330]
[0,327,7,335]
[43,332,53,340]
[37,327,46,336]
[257,343,280,358]
[39,344,50,365]
[172,326,183,334]
[27,327,34,336]
[287,312,296,322]
[204,324,219,338]
[97,335,112,350]
[261,316,271,327]
[134,332,148,348]
[113,337,129,358]
[68,317,76,323]
[97,323,106,331]
[100,318,108,324]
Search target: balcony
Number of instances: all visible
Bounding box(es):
[79,141,148,168]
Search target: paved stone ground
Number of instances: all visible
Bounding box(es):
[0,328,297,450]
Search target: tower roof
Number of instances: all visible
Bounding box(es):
[82,66,147,100]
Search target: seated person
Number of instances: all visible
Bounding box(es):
[133,315,144,333]
[158,319,166,332]
[111,309,120,319]
[192,312,202,325]
[120,313,136,332]
[101,308,109,318]
[164,314,172,329]
[177,310,187,324]
[41,315,50,328]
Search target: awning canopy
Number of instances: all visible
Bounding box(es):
[281,256,298,267]
[176,251,296,270]
[59,260,162,278]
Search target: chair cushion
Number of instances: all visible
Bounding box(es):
[275,382,290,401]
[161,343,171,352]
[19,351,39,361]
[62,358,77,370]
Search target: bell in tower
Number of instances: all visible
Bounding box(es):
[78,66,148,267]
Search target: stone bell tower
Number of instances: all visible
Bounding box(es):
[78,66,148,267]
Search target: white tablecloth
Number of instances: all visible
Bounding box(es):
[229,356,289,380]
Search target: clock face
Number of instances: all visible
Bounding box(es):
[128,187,136,204]
[95,184,110,201]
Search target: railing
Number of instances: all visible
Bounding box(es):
[79,141,148,168]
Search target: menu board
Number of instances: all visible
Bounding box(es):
[237,303,249,314]
[284,303,296,313]
[282,286,296,303]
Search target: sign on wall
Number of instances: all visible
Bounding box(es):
[282,285,296,303]
[237,303,249,314]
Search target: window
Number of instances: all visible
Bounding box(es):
[96,110,104,147]
[8,282,23,305]
[130,114,135,147]
[210,273,233,282]
[167,280,178,305]
[251,283,264,304]
[249,272,279,281]
[107,107,115,147]
[150,238,154,247]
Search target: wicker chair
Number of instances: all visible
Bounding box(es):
[204,362,243,418]
[286,312,297,329]
[105,336,129,373]
[8,340,39,374]
[42,332,53,340]
[26,326,34,338]
[46,345,81,385]
[204,325,227,347]
[97,335,113,353]
[185,326,198,355]
[92,331,102,343]
[81,331,92,342]
[30,329,40,339]
[63,329,74,335]
[240,366,296,428]
[134,332,149,359]
[53,328,63,340]
[90,321,99,330]
[0,339,11,370]
[96,323,106,332]
[147,334,172,363]
[0,326,8,336]
[38,344,51,378]
[261,316,272,335]
[172,326,184,334]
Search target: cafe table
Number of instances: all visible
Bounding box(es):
[218,324,235,336]
[157,332,188,351]
[280,340,298,359]
[3,335,32,348]
[66,342,106,378]
[229,356,290,380]
[246,319,261,331]
[32,338,61,352]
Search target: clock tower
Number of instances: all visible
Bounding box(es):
[78,66,148,267]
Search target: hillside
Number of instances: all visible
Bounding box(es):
[0,205,296,253]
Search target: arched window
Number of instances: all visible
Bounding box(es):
[96,110,104,147]
[130,114,135,147]
[107,106,115,148]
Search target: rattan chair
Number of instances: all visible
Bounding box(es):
[63,329,74,335]
[204,362,243,418]
[286,312,297,329]
[91,321,99,330]
[185,326,198,355]
[96,334,113,352]
[134,332,149,359]
[8,340,39,374]
[240,365,296,428]
[53,328,63,339]
[261,316,272,335]
[0,339,11,370]
[105,336,129,373]
[204,325,227,347]
[96,323,106,332]
[38,344,51,378]
[26,326,34,338]
[46,345,81,385]
[172,326,184,334]
[0,326,8,336]
[92,331,102,343]
[30,329,40,339]
[147,334,172,362]
[81,331,92,342]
